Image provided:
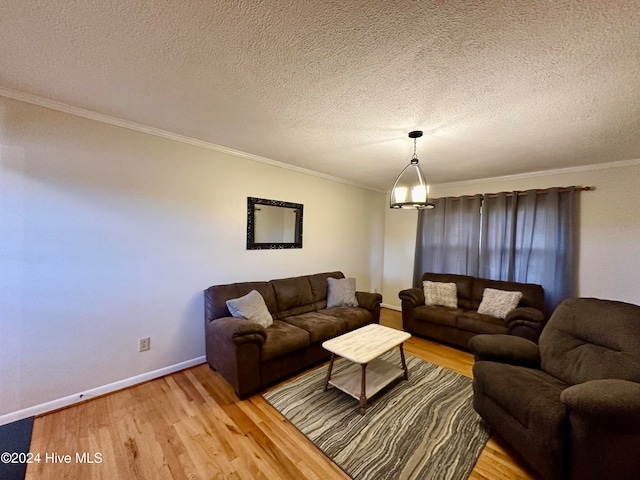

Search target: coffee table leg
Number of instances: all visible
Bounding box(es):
[359,363,367,414]
[324,354,336,391]
[400,344,409,380]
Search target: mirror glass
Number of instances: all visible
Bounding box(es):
[247,197,303,249]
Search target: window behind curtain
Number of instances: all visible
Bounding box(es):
[415,188,576,311]
[480,187,576,311]
[413,194,482,287]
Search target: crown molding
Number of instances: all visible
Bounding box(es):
[432,158,640,190]
[0,86,384,193]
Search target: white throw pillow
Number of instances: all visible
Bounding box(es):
[477,288,523,319]
[326,277,359,308]
[423,281,458,309]
[226,290,273,328]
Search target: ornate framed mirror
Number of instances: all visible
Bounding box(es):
[247,197,303,249]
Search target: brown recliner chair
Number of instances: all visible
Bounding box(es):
[469,297,640,480]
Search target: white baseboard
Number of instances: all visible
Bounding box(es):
[381,303,401,311]
[0,356,206,427]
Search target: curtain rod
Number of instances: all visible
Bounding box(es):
[429,186,594,202]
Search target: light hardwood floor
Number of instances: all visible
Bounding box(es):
[26,309,539,479]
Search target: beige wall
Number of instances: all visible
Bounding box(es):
[382,162,640,309]
[0,96,385,420]
[3,91,639,422]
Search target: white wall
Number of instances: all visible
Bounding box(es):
[382,161,640,309]
[0,96,385,421]
[381,208,419,308]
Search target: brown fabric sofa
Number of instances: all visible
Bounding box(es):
[204,271,382,399]
[399,272,546,348]
[469,297,640,480]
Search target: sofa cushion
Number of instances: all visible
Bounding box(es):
[261,320,311,362]
[413,305,462,327]
[472,361,568,480]
[318,307,372,331]
[540,298,640,385]
[281,312,348,343]
[458,311,509,335]
[205,281,277,322]
[474,361,567,429]
[272,276,315,317]
[327,277,359,308]
[423,281,457,308]
[308,271,344,307]
[472,278,544,311]
[477,288,523,319]
[226,290,274,328]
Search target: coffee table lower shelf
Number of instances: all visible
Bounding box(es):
[327,358,405,404]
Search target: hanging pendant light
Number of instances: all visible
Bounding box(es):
[390,130,434,209]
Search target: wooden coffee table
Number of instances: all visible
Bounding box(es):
[322,324,411,414]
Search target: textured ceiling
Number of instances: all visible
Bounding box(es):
[1,0,639,191]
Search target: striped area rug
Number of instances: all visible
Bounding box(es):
[263,352,489,480]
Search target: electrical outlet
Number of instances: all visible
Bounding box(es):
[139,337,150,352]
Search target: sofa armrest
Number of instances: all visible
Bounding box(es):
[468,334,541,368]
[561,379,640,479]
[356,291,382,312]
[398,287,424,307]
[505,306,545,327]
[504,307,546,343]
[207,317,267,346]
[205,317,266,399]
[561,379,640,427]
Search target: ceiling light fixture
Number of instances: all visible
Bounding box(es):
[390,130,434,210]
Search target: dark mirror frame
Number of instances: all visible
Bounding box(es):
[247,197,303,250]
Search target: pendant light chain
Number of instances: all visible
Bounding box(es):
[411,137,418,164]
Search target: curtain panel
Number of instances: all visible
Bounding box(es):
[413,194,482,287]
[480,187,576,311]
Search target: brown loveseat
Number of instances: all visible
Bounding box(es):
[399,272,546,348]
[470,298,640,480]
[204,271,382,399]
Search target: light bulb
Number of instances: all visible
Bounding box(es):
[394,187,408,204]
[411,185,427,203]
